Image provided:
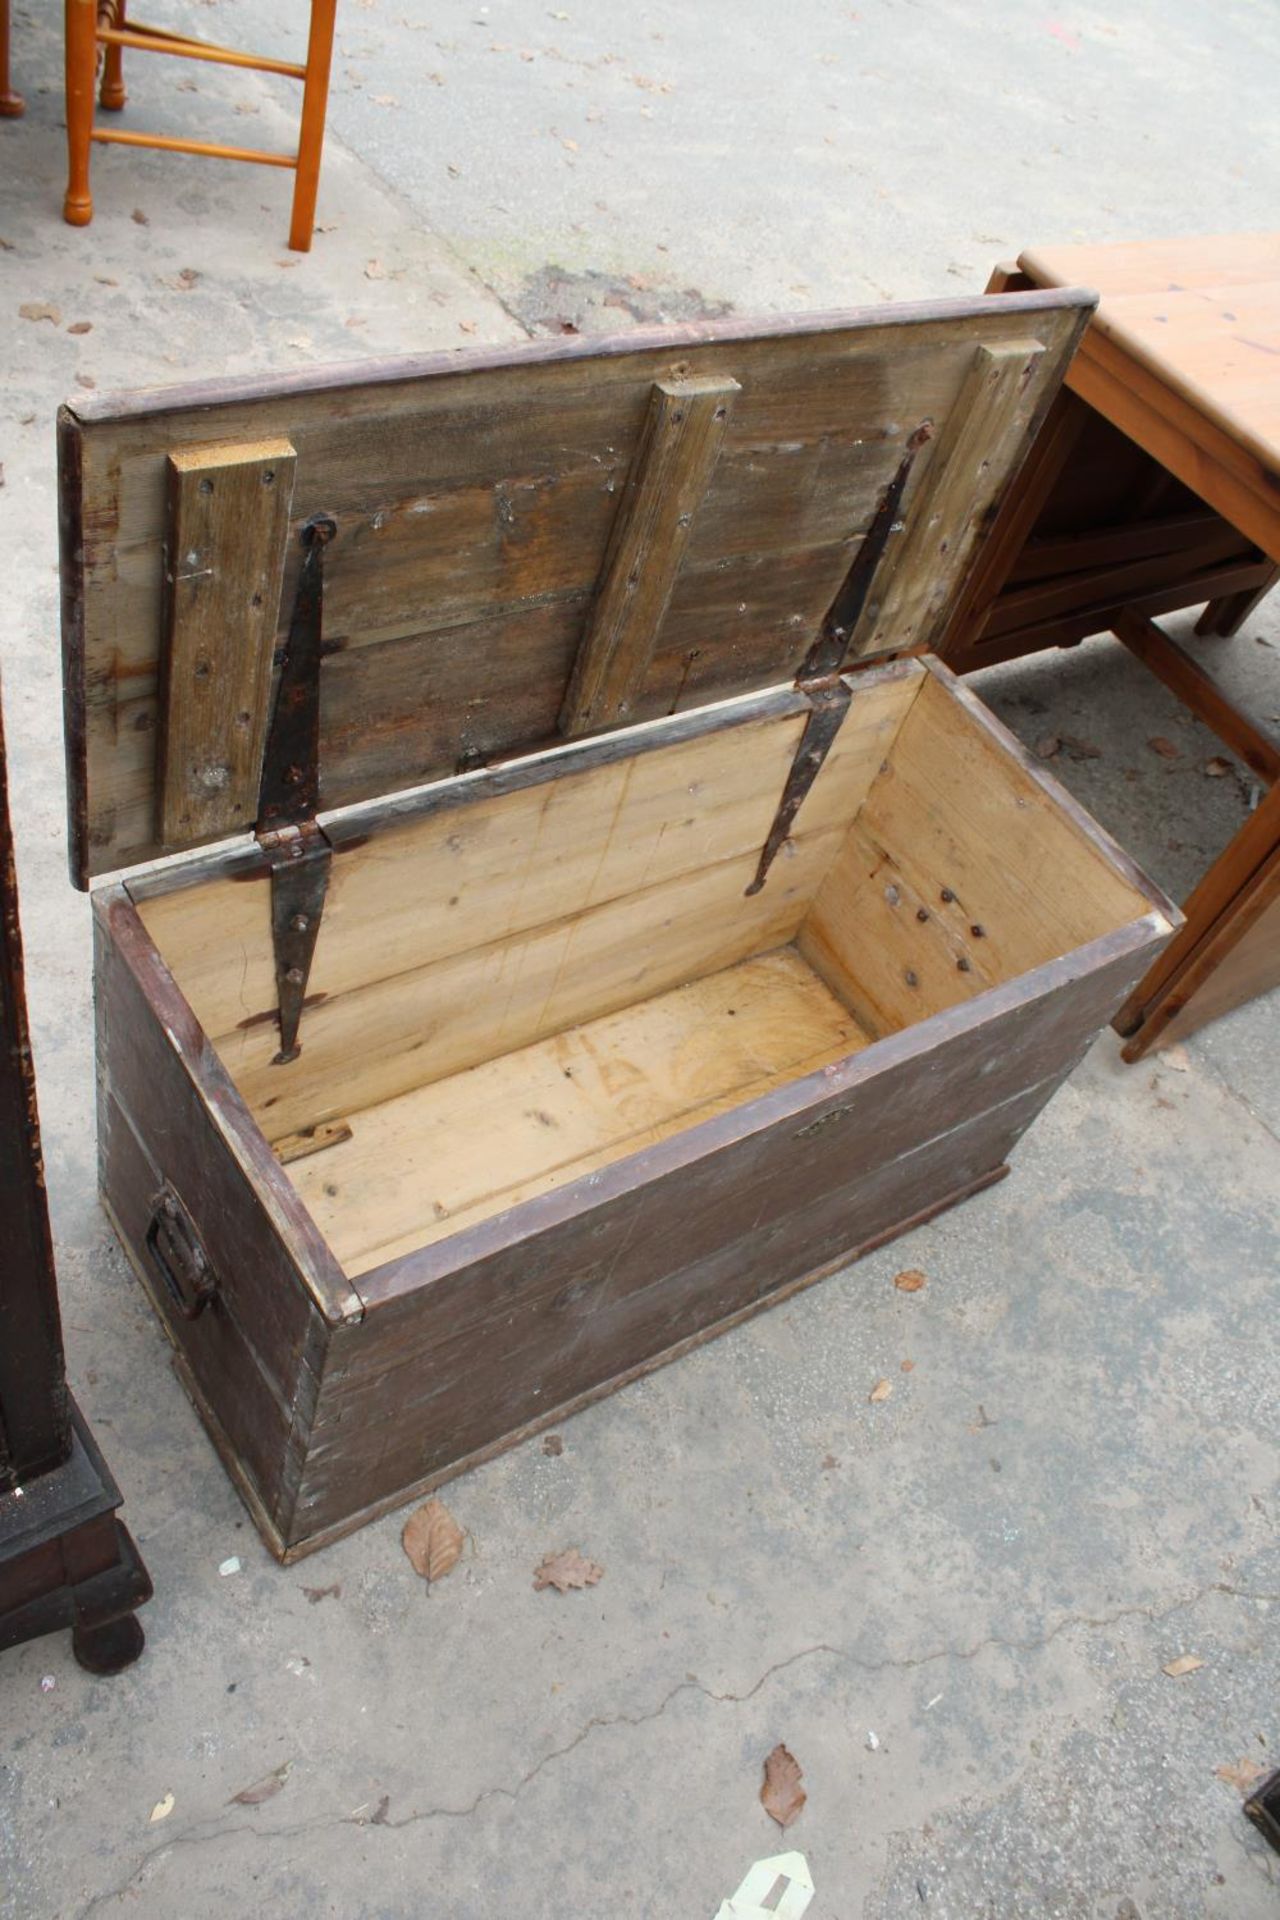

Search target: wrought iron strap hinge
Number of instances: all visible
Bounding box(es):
[747,424,931,897]
[256,513,336,1064]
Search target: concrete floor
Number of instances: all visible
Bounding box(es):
[2,0,1279,1914]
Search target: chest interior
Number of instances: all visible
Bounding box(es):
[131,660,1150,1282]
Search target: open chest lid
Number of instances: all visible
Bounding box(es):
[59,288,1094,887]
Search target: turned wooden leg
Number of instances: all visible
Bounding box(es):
[288,0,336,252]
[0,0,25,117]
[63,0,98,227]
[99,0,126,111]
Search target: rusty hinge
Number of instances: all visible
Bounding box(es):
[746,425,931,897]
[257,512,336,1064]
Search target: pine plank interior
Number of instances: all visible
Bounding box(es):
[135,661,1154,1281]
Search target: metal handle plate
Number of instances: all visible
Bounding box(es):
[145,1184,218,1321]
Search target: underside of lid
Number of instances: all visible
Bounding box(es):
[59,288,1094,884]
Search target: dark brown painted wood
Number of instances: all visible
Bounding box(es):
[0,697,69,1490]
[93,890,356,1540]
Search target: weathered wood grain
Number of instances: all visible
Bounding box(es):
[560,377,738,735]
[61,292,1092,881]
[159,439,297,846]
[850,339,1049,661]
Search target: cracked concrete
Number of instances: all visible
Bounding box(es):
[2,0,1279,1915]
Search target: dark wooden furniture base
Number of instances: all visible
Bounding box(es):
[1,679,151,1671]
[0,1400,152,1673]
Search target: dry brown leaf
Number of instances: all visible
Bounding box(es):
[364,259,386,280]
[402,1498,465,1583]
[1204,757,1233,778]
[1035,732,1061,759]
[1216,1755,1266,1793]
[533,1547,603,1593]
[760,1743,806,1828]
[229,1760,291,1806]
[458,319,477,333]
[894,1268,927,1293]
[1058,731,1102,760]
[131,206,149,224]
[1148,736,1180,760]
[869,1378,893,1403]
[67,320,92,334]
[1162,1654,1204,1678]
[542,1433,564,1456]
[302,1581,341,1604]
[19,302,60,325]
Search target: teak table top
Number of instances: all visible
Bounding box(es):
[1018,234,1280,559]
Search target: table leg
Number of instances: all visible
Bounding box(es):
[0,0,25,116]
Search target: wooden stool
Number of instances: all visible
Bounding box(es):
[941,236,1280,1058]
[63,0,337,252]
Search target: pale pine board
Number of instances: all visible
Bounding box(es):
[288,946,870,1277]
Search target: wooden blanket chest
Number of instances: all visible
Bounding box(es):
[59,294,1178,1559]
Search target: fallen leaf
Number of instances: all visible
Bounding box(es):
[302,1582,341,1604]
[760,1743,806,1828]
[447,162,462,177]
[869,1378,893,1403]
[93,274,117,285]
[67,319,92,334]
[230,1760,291,1806]
[1204,757,1233,777]
[75,373,96,389]
[131,207,149,224]
[901,1358,915,1372]
[821,1452,839,1470]
[402,1498,465,1583]
[364,258,386,280]
[894,1268,927,1292]
[533,1547,604,1592]
[165,267,200,291]
[1035,732,1061,759]
[19,302,61,325]
[1148,735,1180,760]
[0,236,13,249]
[1216,1756,1266,1793]
[1058,731,1102,760]
[149,1792,175,1823]
[458,318,477,333]
[541,1433,564,1456]
[1162,1654,1205,1678]
[177,76,198,91]
[370,1792,392,1824]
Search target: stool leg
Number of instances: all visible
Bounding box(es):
[99,0,126,111]
[63,0,97,226]
[287,0,336,252]
[0,0,26,117]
